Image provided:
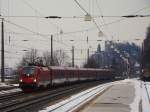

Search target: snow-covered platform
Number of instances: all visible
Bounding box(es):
[79,80,135,112]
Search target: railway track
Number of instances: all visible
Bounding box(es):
[0,86,18,91]
[0,88,22,103]
[0,88,21,95]
[0,92,24,103]
[0,81,104,112]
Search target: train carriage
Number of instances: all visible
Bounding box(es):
[49,66,66,85]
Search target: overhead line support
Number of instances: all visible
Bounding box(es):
[1,18,4,82]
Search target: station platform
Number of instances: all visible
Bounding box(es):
[79,81,135,112]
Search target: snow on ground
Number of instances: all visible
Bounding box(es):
[0,82,11,87]
[126,79,150,112]
[0,79,19,88]
[10,84,19,87]
[129,79,141,112]
[129,79,150,112]
[114,78,150,112]
[0,88,22,95]
[0,80,19,88]
[114,79,142,112]
[39,82,114,112]
[141,81,150,112]
[0,82,20,95]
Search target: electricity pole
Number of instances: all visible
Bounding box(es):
[51,35,53,66]
[87,36,89,64]
[1,18,4,82]
[72,46,74,67]
[87,48,89,62]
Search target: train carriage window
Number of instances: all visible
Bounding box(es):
[69,70,71,78]
[60,70,63,78]
[61,70,64,78]
[53,70,57,78]
[60,70,62,78]
[71,70,74,78]
[53,69,63,79]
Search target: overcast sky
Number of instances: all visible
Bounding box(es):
[0,0,150,67]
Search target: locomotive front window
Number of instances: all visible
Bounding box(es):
[23,67,35,75]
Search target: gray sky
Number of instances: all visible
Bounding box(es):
[0,0,150,67]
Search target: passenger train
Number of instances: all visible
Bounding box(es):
[19,65,115,91]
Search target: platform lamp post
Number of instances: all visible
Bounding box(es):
[1,18,4,82]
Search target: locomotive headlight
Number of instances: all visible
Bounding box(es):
[19,79,23,82]
[33,79,37,82]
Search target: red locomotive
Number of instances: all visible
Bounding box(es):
[19,65,115,91]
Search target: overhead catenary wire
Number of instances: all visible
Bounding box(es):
[3,18,124,43]
[20,0,63,34]
[4,20,73,48]
[95,0,113,39]
[57,3,150,36]
[1,3,149,38]
[0,0,1,15]
[21,0,43,16]
[2,3,149,46]
[0,14,150,19]
[4,20,96,52]
[4,19,76,55]
[5,30,100,54]
[3,13,147,51]
[5,31,88,57]
[74,0,102,33]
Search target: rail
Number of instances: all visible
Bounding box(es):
[0,81,102,112]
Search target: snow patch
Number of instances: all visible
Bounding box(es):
[130,80,141,112]
[10,84,19,87]
[141,82,150,112]
[0,83,10,87]
[0,88,21,95]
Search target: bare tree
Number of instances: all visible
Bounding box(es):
[42,51,53,66]
[54,50,70,66]
[146,25,150,40]
[18,49,70,67]
[19,49,39,66]
[42,50,70,66]
[142,25,150,68]
[84,57,98,68]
